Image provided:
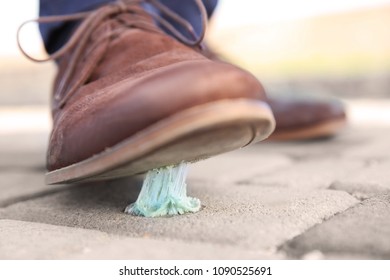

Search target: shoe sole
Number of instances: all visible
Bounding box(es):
[268,118,347,141]
[46,99,275,184]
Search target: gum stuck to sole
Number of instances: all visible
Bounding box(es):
[124,162,201,217]
[46,99,275,185]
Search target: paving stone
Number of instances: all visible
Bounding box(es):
[0,220,283,259]
[0,170,68,208]
[300,250,374,260]
[342,128,390,160]
[0,177,358,251]
[330,160,390,199]
[253,127,370,161]
[246,158,363,189]
[282,194,390,259]
[189,146,292,183]
[77,240,283,260]
[0,133,47,170]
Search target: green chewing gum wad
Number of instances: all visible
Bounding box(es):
[125,162,201,217]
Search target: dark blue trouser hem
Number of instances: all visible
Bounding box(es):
[39,0,219,54]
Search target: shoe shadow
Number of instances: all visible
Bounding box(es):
[60,176,144,213]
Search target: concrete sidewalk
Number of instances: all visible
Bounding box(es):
[1,59,390,260]
[1,101,389,259]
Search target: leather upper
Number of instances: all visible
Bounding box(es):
[267,97,346,131]
[47,6,267,170]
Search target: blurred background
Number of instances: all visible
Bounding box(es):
[208,0,390,100]
[0,1,389,261]
[1,0,390,133]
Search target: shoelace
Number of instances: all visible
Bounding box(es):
[17,0,207,109]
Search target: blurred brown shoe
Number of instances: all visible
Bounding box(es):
[267,96,347,140]
[20,1,275,184]
[202,45,347,141]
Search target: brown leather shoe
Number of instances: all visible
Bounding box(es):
[19,0,274,184]
[267,96,347,141]
[201,45,347,141]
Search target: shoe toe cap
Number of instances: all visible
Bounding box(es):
[47,60,267,170]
